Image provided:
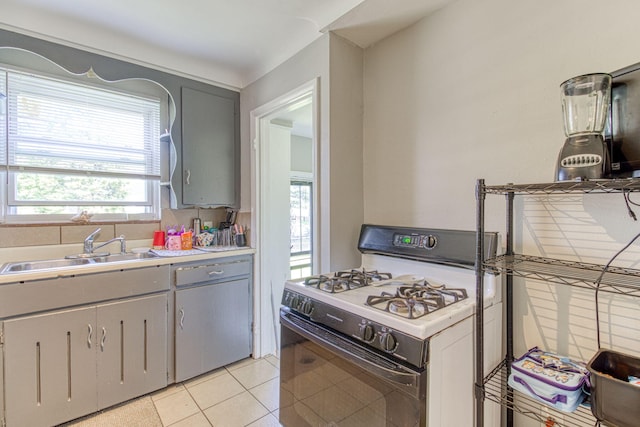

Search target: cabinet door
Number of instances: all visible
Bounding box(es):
[175,279,252,382]
[181,86,236,206]
[3,307,97,427]
[96,294,168,409]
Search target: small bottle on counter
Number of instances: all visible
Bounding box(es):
[193,218,201,236]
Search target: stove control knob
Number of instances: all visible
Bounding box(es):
[379,331,398,353]
[423,234,437,249]
[359,323,376,343]
[290,295,301,309]
[299,300,314,316]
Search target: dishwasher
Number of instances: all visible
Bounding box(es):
[172,255,253,382]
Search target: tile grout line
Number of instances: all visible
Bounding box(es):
[160,359,280,427]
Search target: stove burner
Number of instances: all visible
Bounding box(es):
[334,268,392,283]
[366,282,468,319]
[389,299,427,317]
[304,269,392,293]
[398,283,468,304]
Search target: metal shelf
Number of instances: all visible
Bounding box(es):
[483,178,640,195]
[474,178,636,427]
[485,254,640,297]
[484,359,597,427]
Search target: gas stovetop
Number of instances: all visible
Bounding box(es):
[284,268,477,338]
[302,269,469,319]
[281,225,501,368]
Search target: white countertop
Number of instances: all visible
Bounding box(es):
[0,246,255,285]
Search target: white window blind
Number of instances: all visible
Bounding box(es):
[0,67,162,220]
[7,71,161,179]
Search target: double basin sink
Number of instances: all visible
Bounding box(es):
[1,252,158,274]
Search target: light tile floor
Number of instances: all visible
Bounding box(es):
[151,355,282,427]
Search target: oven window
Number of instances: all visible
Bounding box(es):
[280,322,423,426]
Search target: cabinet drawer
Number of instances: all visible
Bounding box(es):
[175,259,250,286]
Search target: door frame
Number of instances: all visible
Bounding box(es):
[249,78,319,358]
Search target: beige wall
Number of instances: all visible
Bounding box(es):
[364,1,640,424]
[363,0,640,230]
[241,33,364,272]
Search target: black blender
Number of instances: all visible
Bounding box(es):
[556,73,612,181]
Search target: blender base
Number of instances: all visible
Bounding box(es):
[555,134,608,181]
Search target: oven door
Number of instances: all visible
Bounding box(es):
[279,308,426,427]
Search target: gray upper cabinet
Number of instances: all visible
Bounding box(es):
[181,87,238,207]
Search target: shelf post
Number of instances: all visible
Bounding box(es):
[475,178,486,427]
[506,187,515,427]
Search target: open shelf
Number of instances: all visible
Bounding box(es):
[474,178,639,426]
[484,359,597,427]
[483,179,640,195]
[485,254,640,297]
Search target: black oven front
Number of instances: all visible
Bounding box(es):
[279,307,427,427]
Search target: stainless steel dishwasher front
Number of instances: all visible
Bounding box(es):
[171,255,253,382]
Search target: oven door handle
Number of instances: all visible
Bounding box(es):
[280,310,423,398]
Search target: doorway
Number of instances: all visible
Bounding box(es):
[250,80,318,357]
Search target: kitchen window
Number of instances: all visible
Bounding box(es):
[0,66,161,223]
[290,180,312,278]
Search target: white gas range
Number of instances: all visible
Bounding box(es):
[279,225,503,427]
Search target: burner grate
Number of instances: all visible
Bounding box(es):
[304,269,392,293]
[366,282,468,319]
[304,275,368,293]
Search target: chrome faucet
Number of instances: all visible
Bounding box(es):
[84,227,127,255]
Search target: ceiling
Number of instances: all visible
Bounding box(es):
[1,0,452,89]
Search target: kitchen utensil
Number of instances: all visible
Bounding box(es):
[556,73,612,181]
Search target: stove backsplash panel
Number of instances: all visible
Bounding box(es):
[357,224,498,268]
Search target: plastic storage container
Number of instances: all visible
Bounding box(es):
[587,348,640,427]
[508,346,589,413]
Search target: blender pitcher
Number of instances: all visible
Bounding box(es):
[556,73,612,181]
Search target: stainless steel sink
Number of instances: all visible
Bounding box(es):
[0,252,158,274]
[1,258,93,273]
[92,252,158,263]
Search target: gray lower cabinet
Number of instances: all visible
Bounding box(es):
[96,295,168,409]
[3,306,97,427]
[2,293,167,427]
[180,86,237,207]
[175,278,251,382]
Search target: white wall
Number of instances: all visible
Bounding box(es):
[0,5,240,89]
[291,135,313,174]
[364,1,640,425]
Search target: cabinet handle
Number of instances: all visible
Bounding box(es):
[87,324,93,348]
[185,169,191,185]
[179,308,185,329]
[101,327,107,351]
[208,270,224,276]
